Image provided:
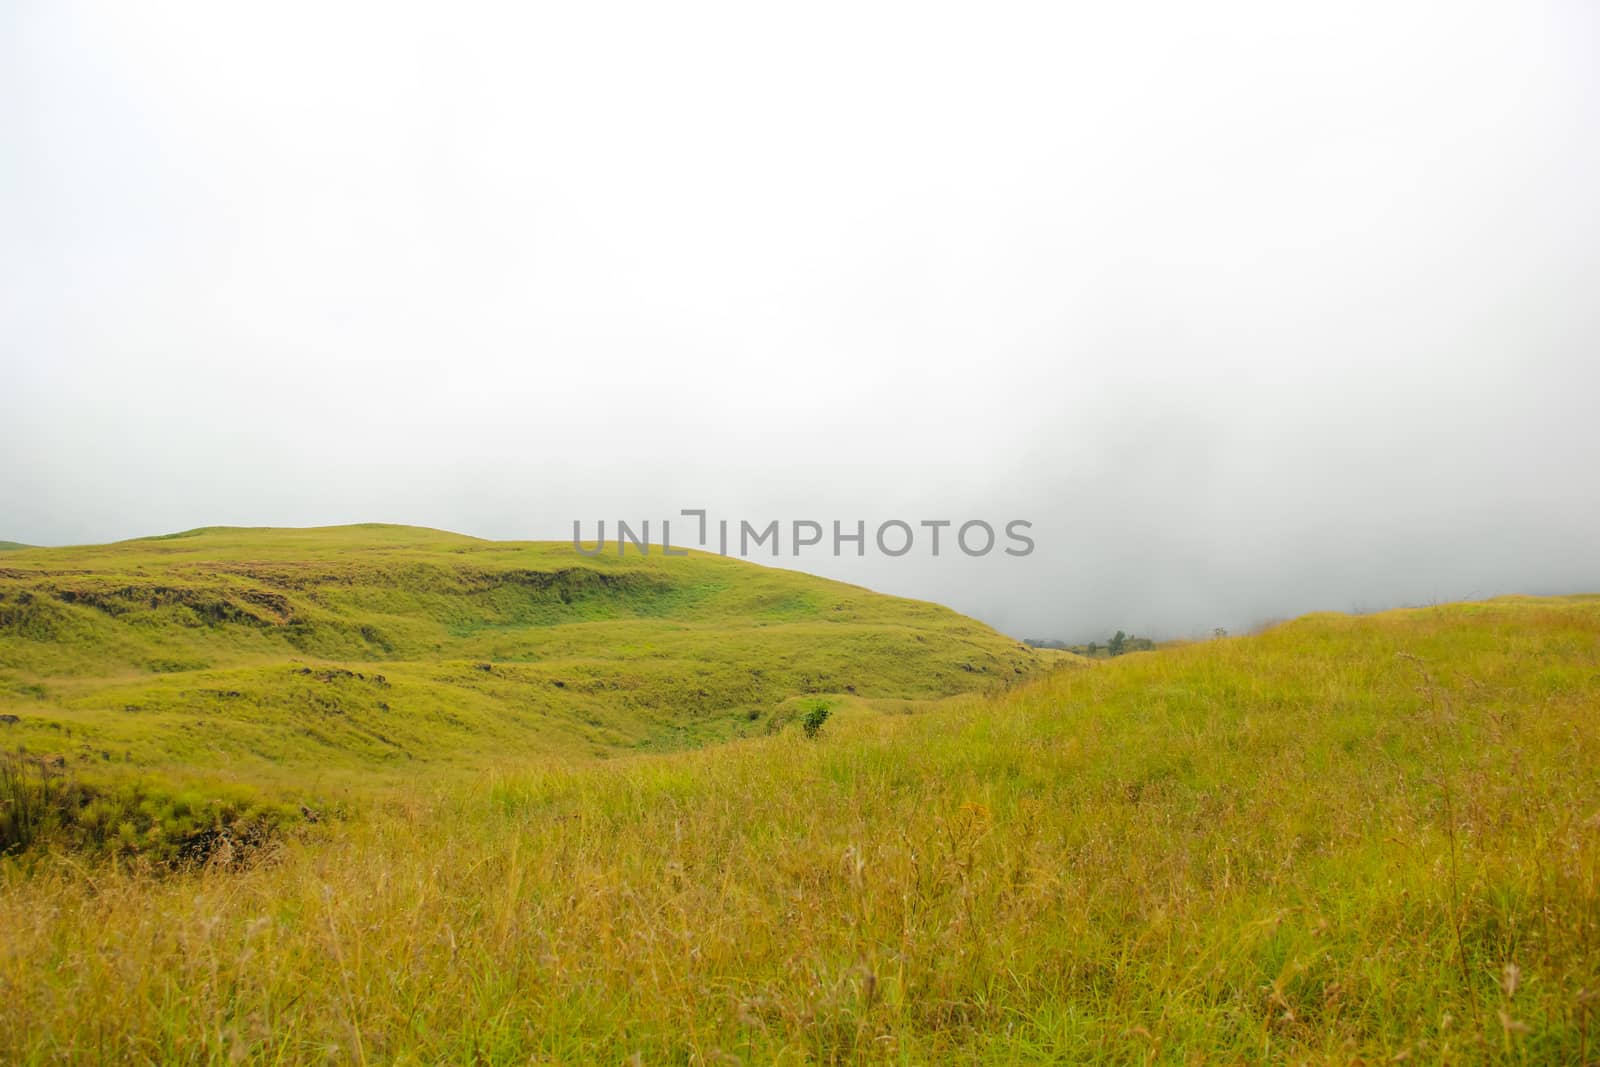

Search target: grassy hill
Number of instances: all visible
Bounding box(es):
[0,525,1047,852]
[1,592,1596,1062]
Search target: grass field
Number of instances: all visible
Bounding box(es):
[1,530,1597,1063]
[0,525,1046,855]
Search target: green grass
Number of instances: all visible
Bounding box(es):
[0,532,1595,1063]
[0,525,1048,855]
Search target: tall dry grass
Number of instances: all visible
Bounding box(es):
[2,598,1598,1063]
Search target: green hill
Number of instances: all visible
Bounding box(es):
[0,525,1045,798]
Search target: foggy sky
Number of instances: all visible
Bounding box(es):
[4,2,1598,640]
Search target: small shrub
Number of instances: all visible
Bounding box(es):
[0,749,295,865]
[801,702,831,739]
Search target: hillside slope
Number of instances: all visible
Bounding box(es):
[0,524,1045,790]
[1,595,1595,1063]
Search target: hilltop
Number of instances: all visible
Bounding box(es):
[0,524,1048,850]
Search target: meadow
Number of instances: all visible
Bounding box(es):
[0,525,1042,855]
[0,528,1597,1063]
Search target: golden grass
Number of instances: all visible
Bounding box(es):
[1,596,1597,1063]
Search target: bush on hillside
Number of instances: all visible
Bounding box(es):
[800,701,831,739]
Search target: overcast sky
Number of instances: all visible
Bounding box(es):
[3,1,1598,639]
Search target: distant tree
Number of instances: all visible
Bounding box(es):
[1085,641,1098,656]
[1213,627,1228,639]
[1108,630,1127,656]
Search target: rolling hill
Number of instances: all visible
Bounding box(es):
[0,524,1047,755]
[0,524,1050,852]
